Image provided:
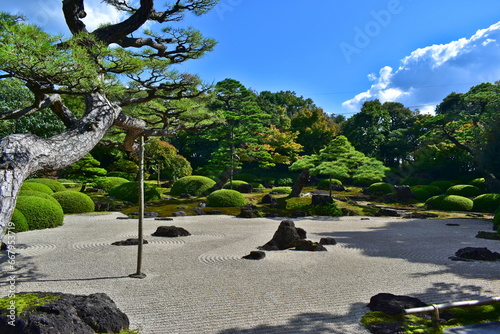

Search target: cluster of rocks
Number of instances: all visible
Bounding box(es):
[449,247,500,261]
[0,293,129,334]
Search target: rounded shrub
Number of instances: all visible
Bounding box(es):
[367,182,394,195]
[411,185,442,197]
[223,180,249,190]
[94,177,129,192]
[472,193,500,213]
[412,189,432,201]
[429,180,455,193]
[272,186,292,194]
[106,171,135,180]
[108,181,161,204]
[26,178,66,192]
[353,175,382,187]
[425,195,473,212]
[445,184,481,197]
[15,196,64,230]
[250,182,265,189]
[317,179,342,190]
[207,189,247,207]
[51,191,95,214]
[21,182,53,194]
[10,208,29,232]
[19,190,62,206]
[170,176,216,197]
[276,177,294,186]
[469,178,487,193]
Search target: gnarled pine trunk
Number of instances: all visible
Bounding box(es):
[0,93,121,240]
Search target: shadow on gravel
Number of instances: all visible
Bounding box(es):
[316,218,500,280]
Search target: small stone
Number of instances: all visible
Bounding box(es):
[152,226,191,237]
[294,239,327,252]
[192,208,206,215]
[172,211,187,217]
[154,217,174,221]
[242,251,266,260]
[320,237,337,245]
[112,238,148,246]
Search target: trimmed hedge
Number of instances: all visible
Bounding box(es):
[207,189,247,207]
[19,190,62,206]
[51,191,95,214]
[21,182,53,194]
[108,181,161,204]
[10,208,29,232]
[425,195,473,212]
[26,178,66,192]
[470,178,487,192]
[445,184,481,197]
[317,179,342,190]
[412,189,432,201]
[170,176,216,196]
[367,182,394,195]
[223,180,249,190]
[472,193,500,213]
[15,196,64,230]
[94,177,129,192]
[429,180,455,193]
[272,187,292,194]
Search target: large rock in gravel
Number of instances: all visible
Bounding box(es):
[152,226,191,237]
[0,292,129,334]
[368,293,427,316]
[259,220,304,250]
[451,247,500,261]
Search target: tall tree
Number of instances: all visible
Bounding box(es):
[0,2,218,238]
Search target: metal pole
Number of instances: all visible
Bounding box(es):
[130,135,146,279]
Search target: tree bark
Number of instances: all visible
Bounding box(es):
[0,93,121,240]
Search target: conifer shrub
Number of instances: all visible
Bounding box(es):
[317,178,342,190]
[276,177,294,186]
[367,182,394,195]
[223,180,249,189]
[425,195,473,211]
[21,182,53,194]
[272,187,292,194]
[170,176,216,196]
[445,184,481,197]
[19,190,62,206]
[10,208,29,232]
[94,176,129,192]
[472,193,500,213]
[15,196,64,230]
[51,191,95,214]
[26,178,66,192]
[429,180,455,192]
[108,181,161,204]
[207,189,247,207]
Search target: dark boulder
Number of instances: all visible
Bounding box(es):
[394,185,412,202]
[242,251,266,260]
[296,227,307,239]
[259,220,303,251]
[261,194,275,204]
[450,247,500,261]
[368,293,427,316]
[192,208,206,215]
[238,205,260,218]
[295,240,327,252]
[311,195,333,206]
[238,183,253,193]
[320,237,337,245]
[206,210,222,215]
[0,292,129,334]
[375,208,401,217]
[369,322,406,334]
[179,193,193,199]
[152,226,191,237]
[112,238,148,246]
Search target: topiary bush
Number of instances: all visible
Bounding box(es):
[317,179,342,190]
[108,181,161,204]
[21,182,53,194]
[207,189,247,207]
[223,180,249,190]
[412,189,432,201]
[170,176,216,197]
[472,193,500,213]
[250,182,265,189]
[411,185,442,198]
[26,178,66,192]
[15,196,64,230]
[367,182,394,195]
[470,178,487,193]
[19,190,62,206]
[425,195,473,212]
[429,180,455,193]
[272,186,292,194]
[51,191,95,214]
[445,184,481,197]
[10,208,29,232]
[94,177,129,192]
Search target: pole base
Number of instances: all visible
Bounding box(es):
[129,273,147,279]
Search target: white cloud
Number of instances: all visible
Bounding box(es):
[342,21,500,114]
[81,0,126,31]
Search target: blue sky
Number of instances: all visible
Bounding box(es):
[4,1,500,116]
